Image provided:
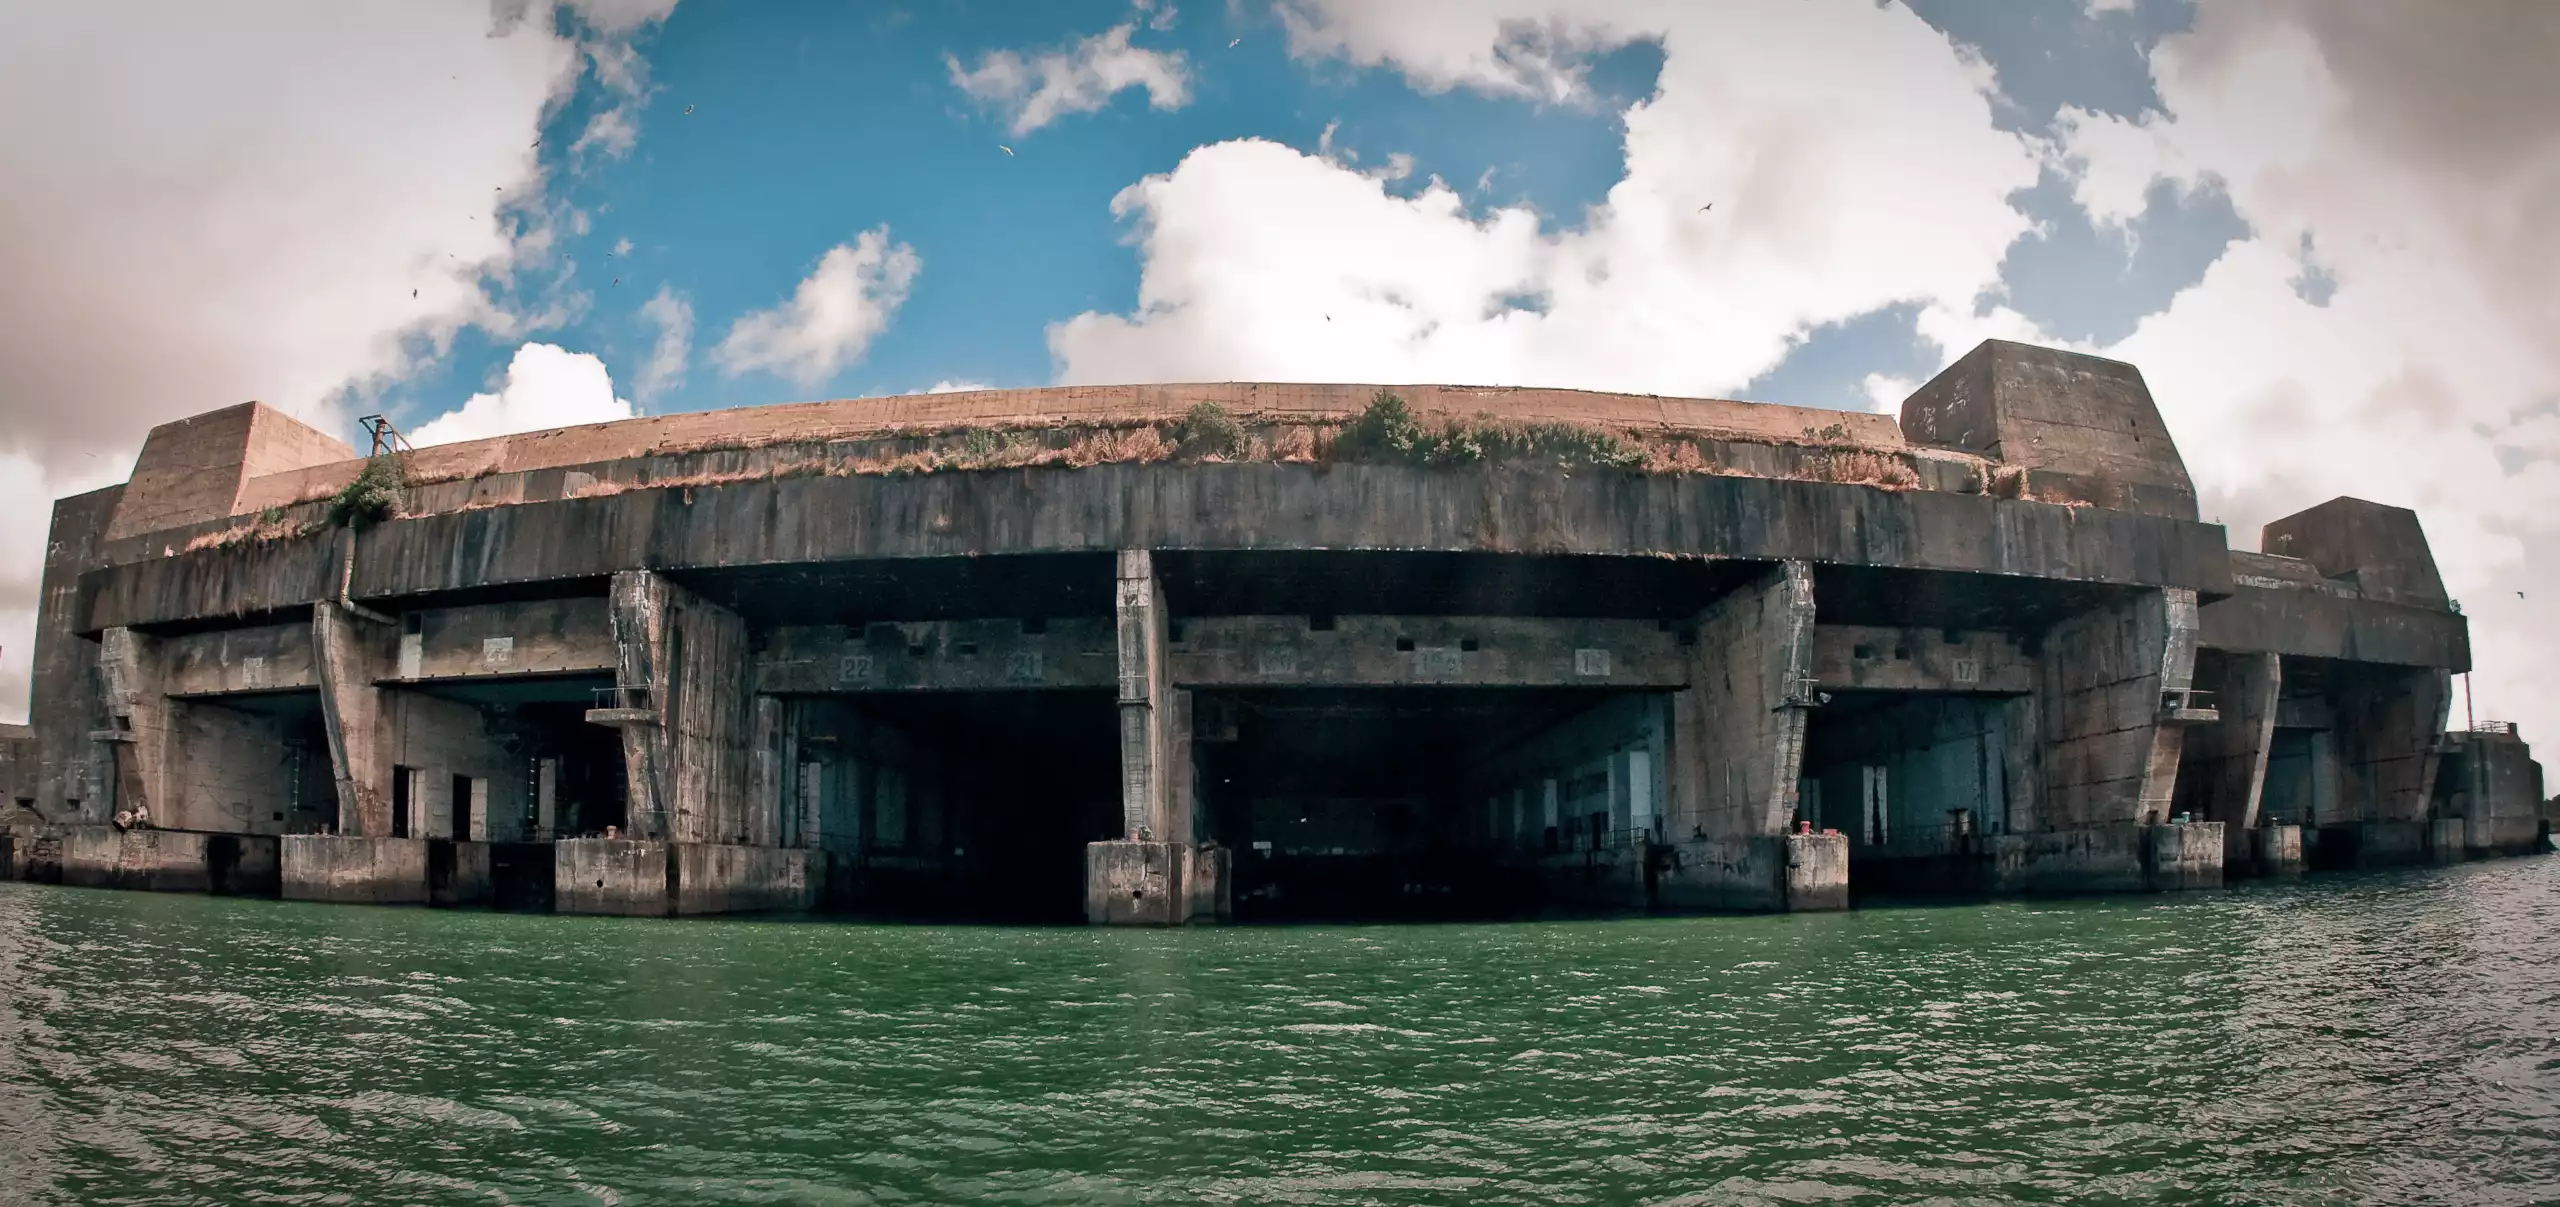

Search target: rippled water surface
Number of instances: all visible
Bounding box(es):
[4,861,2559,1205]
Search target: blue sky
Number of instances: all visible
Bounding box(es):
[388,0,2231,428]
[3,0,2556,737]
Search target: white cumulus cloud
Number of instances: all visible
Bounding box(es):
[947,22,1191,136]
[1051,0,2039,399]
[409,342,635,447]
[713,228,920,390]
[2055,0,2560,744]
[0,0,674,722]
[635,284,693,403]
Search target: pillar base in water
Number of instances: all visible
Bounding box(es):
[283,835,426,904]
[1987,822,2226,893]
[1084,840,1230,925]
[2247,824,2305,879]
[555,839,816,917]
[65,826,280,897]
[1649,834,1847,913]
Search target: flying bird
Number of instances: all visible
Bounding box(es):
[999,145,1015,156]
[1699,203,1713,212]
[683,104,695,115]
[1228,37,1240,47]
[612,278,621,287]
[411,289,417,298]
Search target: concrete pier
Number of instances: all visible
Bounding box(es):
[282,834,426,905]
[12,339,2545,923]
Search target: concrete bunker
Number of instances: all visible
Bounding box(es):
[1198,686,1665,920]
[780,690,1118,921]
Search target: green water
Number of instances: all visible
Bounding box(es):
[3,862,2557,1206]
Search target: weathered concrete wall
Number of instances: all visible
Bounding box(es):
[1188,843,1231,921]
[2147,821,2224,891]
[2262,497,2449,611]
[1654,835,1789,911]
[1667,562,1816,840]
[77,462,2236,635]
[170,699,296,835]
[1174,616,1685,689]
[1991,825,2148,893]
[61,826,210,893]
[2444,732,2548,855]
[389,691,520,841]
[2252,824,2305,879]
[161,621,318,696]
[2181,651,2280,870]
[103,403,352,543]
[1785,831,1851,911]
[556,837,672,916]
[2334,665,2450,829]
[1896,340,2196,519]
[2200,586,2468,669]
[1085,839,1187,925]
[395,597,614,681]
[1116,551,1175,842]
[1810,625,2033,694]
[314,601,398,836]
[429,840,493,907]
[675,843,813,914]
[29,486,119,820]
[758,618,1117,693]
[604,572,754,845]
[282,834,427,904]
[93,627,172,828]
[2033,589,2199,832]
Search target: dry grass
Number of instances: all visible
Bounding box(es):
[181,511,317,553]
[1821,450,1923,491]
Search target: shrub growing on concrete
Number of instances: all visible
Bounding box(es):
[326,453,407,529]
[1332,391,1643,471]
[1166,402,1250,460]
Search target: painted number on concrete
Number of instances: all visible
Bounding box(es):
[1574,648,1611,677]
[483,637,515,668]
[1416,647,1462,676]
[1006,650,1045,684]
[1257,647,1297,677]
[839,653,876,684]
[241,655,269,688]
[1953,657,1981,685]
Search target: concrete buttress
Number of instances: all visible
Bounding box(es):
[1656,560,1838,911]
[598,570,754,845]
[313,601,399,837]
[92,627,168,824]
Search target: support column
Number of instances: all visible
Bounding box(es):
[1998,587,2221,891]
[2329,666,2451,866]
[1088,549,1216,924]
[313,602,397,837]
[2199,652,2282,874]
[295,601,428,903]
[1656,560,1837,911]
[570,571,771,916]
[90,626,169,828]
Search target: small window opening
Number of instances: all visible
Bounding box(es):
[1395,637,1416,652]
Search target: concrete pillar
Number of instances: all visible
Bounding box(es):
[1088,550,1221,924]
[1657,560,1832,912]
[2199,652,2281,874]
[2329,666,2450,865]
[91,626,170,827]
[1114,549,1173,840]
[595,570,754,845]
[313,602,398,837]
[1996,587,2216,891]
